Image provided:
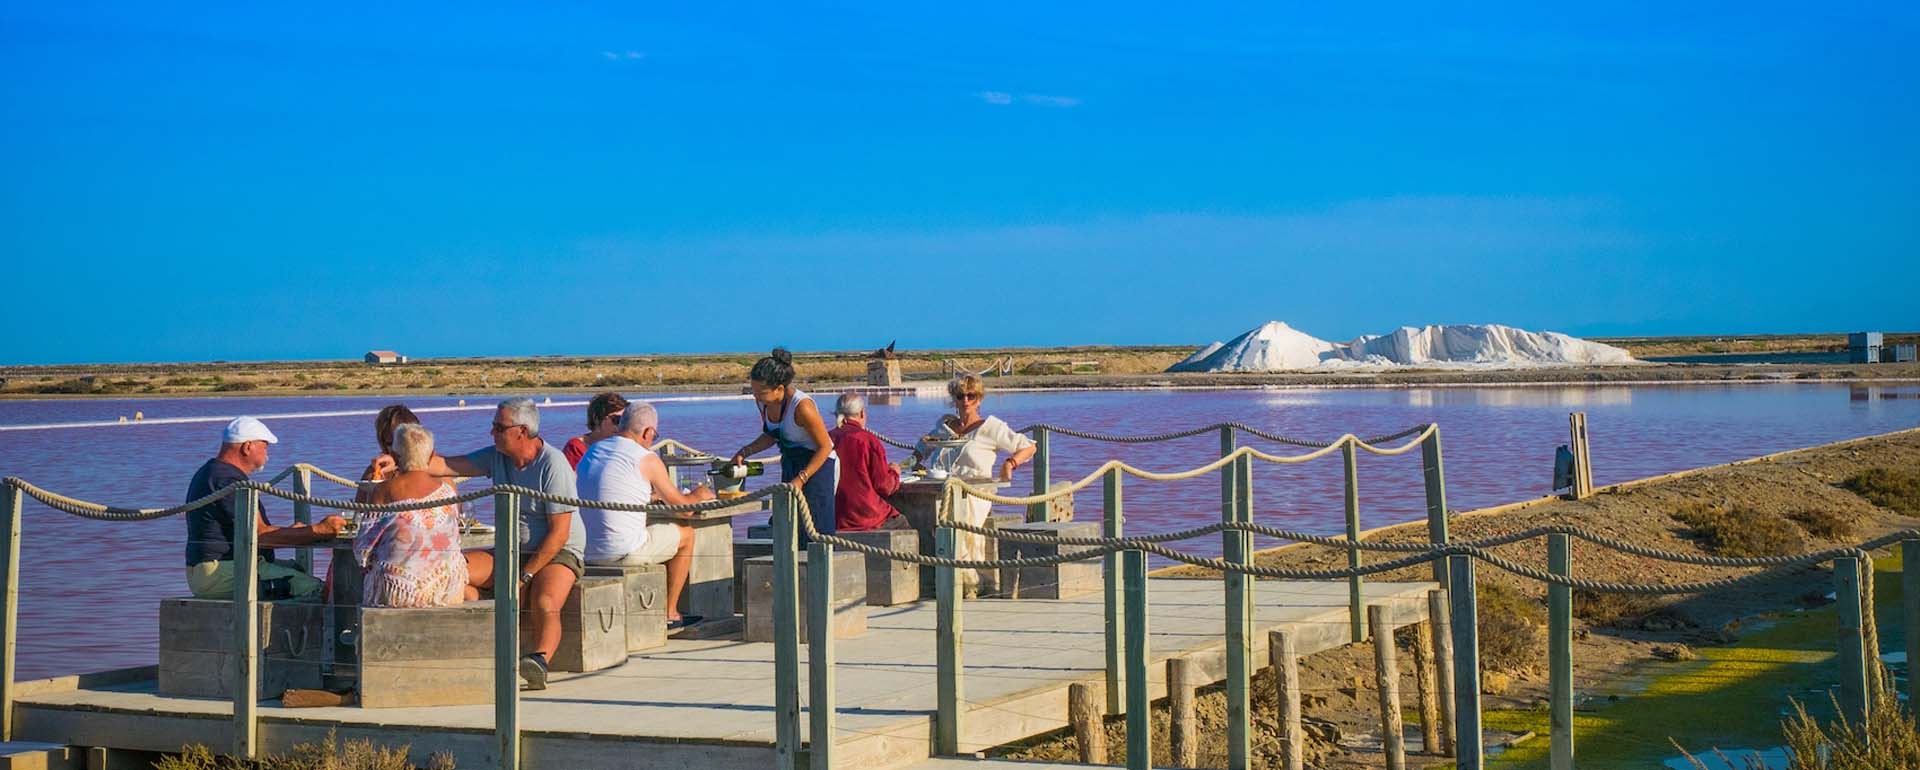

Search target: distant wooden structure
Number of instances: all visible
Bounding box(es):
[866,341,902,387]
[363,350,408,365]
[1021,359,1102,376]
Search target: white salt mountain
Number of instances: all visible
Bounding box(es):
[1168,321,1636,372]
[1166,321,1343,372]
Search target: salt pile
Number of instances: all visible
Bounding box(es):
[1168,321,1636,372]
[1166,321,1343,372]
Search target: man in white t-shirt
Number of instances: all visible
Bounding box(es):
[576,401,712,629]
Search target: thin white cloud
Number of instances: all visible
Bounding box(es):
[977,91,1013,105]
[601,51,620,60]
[601,50,647,61]
[624,51,646,59]
[1022,94,1081,108]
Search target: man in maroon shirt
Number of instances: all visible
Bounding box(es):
[828,394,911,531]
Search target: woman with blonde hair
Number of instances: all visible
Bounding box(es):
[357,423,470,607]
[913,374,1036,590]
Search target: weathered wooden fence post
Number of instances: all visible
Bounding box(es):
[1568,413,1595,500]
[1420,427,1450,589]
[494,491,522,770]
[1430,589,1457,757]
[773,488,802,770]
[1906,539,1920,709]
[1123,549,1151,770]
[1225,454,1253,770]
[1069,682,1107,764]
[1,483,22,743]
[1028,427,1051,522]
[1169,657,1198,768]
[1834,556,1869,726]
[935,522,964,755]
[807,541,836,770]
[1344,440,1364,643]
[1412,620,1441,754]
[1104,468,1125,714]
[1548,533,1574,770]
[1448,557,1483,769]
[231,485,260,760]
[1270,629,1303,770]
[292,466,314,574]
[1369,605,1406,770]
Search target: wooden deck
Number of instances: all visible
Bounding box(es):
[10,578,1435,770]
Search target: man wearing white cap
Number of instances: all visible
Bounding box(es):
[182,417,348,599]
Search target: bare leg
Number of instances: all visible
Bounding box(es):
[664,523,695,621]
[464,550,495,591]
[526,563,577,660]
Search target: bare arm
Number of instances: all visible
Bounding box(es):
[733,432,777,465]
[792,399,835,484]
[1001,443,1038,482]
[256,510,346,547]
[428,452,484,478]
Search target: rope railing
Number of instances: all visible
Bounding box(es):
[869,421,1433,452]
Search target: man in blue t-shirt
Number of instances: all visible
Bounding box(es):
[183,417,347,599]
[435,397,582,690]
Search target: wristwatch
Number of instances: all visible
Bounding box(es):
[519,572,534,584]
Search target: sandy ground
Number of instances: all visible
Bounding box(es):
[992,428,1920,769]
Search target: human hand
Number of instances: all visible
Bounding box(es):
[692,484,717,502]
[730,451,748,468]
[369,454,397,480]
[313,515,350,537]
[998,459,1017,482]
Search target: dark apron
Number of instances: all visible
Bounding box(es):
[779,445,837,545]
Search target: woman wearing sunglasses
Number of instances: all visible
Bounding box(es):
[564,392,629,469]
[912,374,1036,592]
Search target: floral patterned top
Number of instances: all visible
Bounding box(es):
[354,482,468,608]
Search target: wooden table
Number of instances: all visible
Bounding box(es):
[646,497,768,624]
[888,477,1011,594]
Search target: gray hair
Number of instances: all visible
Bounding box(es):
[392,423,435,471]
[620,400,660,434]
[833,393,865,427]
[497,397,541,438]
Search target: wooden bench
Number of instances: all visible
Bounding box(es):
[733,538,775,614]
[520,576,626,672]
[158,598,324,700]
[993,521,1101,600]
[743,550,866,643]
[835,528,919,606]
[583,564,668,652]
[357,602,494,708]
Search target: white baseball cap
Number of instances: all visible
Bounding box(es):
[223,416,279,445]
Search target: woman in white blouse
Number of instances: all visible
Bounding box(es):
[914,374,1037,591]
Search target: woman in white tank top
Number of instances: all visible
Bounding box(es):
[732,348,838,542]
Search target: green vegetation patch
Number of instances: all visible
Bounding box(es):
[1672,500,1810,557]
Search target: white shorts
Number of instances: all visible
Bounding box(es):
[590,522,683,567]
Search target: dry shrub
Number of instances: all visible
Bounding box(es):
[1786,508,1858,541]
[1477,579,1545,672]
[1675,669,1920,769]
[1572,590,1693,630]
[1842,467,1920,516]
[155,731,454,770]
[1672,501,1809,557]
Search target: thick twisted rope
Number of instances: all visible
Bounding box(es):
[1011,422,1431,449]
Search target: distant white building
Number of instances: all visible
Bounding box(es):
[364,350,408,365]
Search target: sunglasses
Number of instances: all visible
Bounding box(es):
[955,392,982,402]
[490,421,522,435]
[604,411,625,424]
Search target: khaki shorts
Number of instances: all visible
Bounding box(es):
[588,523,683,567]
[186,559,324,600]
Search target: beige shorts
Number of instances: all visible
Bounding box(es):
[589,523,684,567]
[186,559,324,600]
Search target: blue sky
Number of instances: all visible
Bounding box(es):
[2,2,1915,364]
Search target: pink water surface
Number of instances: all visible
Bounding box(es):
[1,383,1915,679]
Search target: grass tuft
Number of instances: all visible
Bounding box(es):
[1477,579,1545,672]
[153,730,455,770]
[1841,467,1920,516]
[1672,500,1809,557]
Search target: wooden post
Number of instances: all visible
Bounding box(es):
[1448,558,1483,769]
[1344,441,1364,643]
[1069,682,1108,764]
[1906,539,1920,710]
[1220,425,1236,522]
[1429,590,1457,757]
[808,542,836,770]
[0,484,21,743]
[1103,468,1125,714]
[292,467,314,574]
[1412,621,1441,755]
[1369,605,1406,770]
[1123,550,1151,770]
[1420,427,1450,589]
[1169,657,1198,768]
[1548,534,1574,770]
[493,491,522,770]
[1568,413,1594,500]
[1835,556,1869,726]
[1270,630,1303,770]
[1225,455,1253,770]
[231,485,260,760]
[935,524,963,755]
[773,488,802,770]
[1028,427,1051,522]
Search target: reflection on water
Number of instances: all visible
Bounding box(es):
[0,383,1917,679]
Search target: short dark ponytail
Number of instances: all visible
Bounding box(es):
[750,347,796,387]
